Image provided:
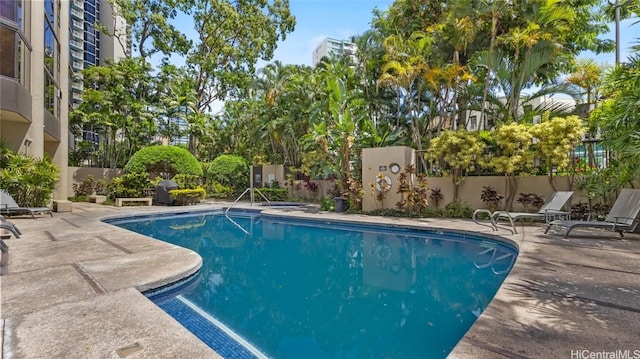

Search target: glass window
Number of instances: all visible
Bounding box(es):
[44,73,56,114]
[44,20,54,75]
[0,25,16,78]
[0,0,15,21]
[469,115,478,130]
[84,52,95,64]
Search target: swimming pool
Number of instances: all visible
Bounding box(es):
[107,210,517,358]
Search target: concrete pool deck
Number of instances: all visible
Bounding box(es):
[1,202,639,358]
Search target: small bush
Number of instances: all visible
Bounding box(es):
[444,201,473,218]
[0,152,59,207]
[571,202,589,220]
[72,175,109,197]
[429,188,444,208]
[207,182,234,199]
[169,188,206,205]
[73,175,96,197]
[108,172,151,200]
[480,186,503,211]
[320,197,334,211]
[517,192,545,211]
[257,187,288,201]
[366,208,404,217]
[124,146,203,179]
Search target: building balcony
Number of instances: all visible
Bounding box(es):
[70,39,83,51]
[72,19,83,30]
[71,8,84,20]
[71,83,83,92]
[43,111,61,140]
[71,0,84,10]
[72,61,83,72]
[70,50,82,61]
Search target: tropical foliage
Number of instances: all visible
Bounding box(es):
[68,0,639,213]
[0,152,60,207]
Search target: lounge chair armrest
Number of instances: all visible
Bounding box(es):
[612,216,638,223]
[541,209,570,221]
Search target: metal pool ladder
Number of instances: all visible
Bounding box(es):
[225,188,271,235]
[225,187,271,215]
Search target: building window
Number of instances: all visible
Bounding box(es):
[44,20,55,74]
[0,0,19,22]
[0,0,25,80]
[0,25,16,77]
[44,0,60,117]
[469,115,478,130]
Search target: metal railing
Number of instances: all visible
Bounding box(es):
[224,188,271,235]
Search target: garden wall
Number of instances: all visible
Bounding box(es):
[67,167,587,213]
[365,175,586,212]
[67,167,123,196]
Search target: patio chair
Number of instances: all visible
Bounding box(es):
[0,189,53,219]
[0,216,21,238]
[473,191,574,234]
[545,188,640,238]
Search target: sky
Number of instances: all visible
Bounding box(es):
[259,0,394,67]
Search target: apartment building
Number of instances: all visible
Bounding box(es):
[0,0,71,198]
[311,37,357,67]
[0,0,127,200]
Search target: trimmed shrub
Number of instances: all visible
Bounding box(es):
[444,201,473,218]
[124,145,203,179]
[169,188,206,205]
[207,155,248,195]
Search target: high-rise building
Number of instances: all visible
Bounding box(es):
[311,37,357,67]
[69,0,128,108]
[0,0,127,200]
[0,0,71,198]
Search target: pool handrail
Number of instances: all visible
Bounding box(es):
[225,188,271,217]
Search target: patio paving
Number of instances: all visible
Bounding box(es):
[1,201,639,358]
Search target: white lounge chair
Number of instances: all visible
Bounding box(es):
[473,191,574,234]
[0,189,53,219]
[545,188,640,238]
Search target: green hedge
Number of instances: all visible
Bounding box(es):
[169,188,206,205]
[125,146,203,178]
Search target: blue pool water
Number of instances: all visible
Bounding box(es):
[108,211,517,359]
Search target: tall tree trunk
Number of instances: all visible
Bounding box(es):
[480,13,498,130]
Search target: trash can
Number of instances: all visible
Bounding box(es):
[333,197,347,213]
[155,180,179,205]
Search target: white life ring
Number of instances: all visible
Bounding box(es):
[375,175,392,191]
